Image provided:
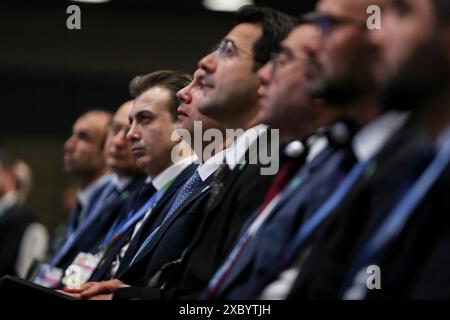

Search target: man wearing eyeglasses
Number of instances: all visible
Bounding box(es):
[280,0,437,300]
[202,0,435,300]
[337,0,450,299]
[200,22,353,300]
[105,5,295,300]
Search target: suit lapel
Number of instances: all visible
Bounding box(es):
[264,147,335,223]
[147,164,199,220]
[216,148,337,294]
[114,164,198,278]
[129,183,212,268]
[72,176,143,248]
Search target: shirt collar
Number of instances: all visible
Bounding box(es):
[197,149,227,181]
[151,155,197,190]
[306,136,329,163]
[77,173,113,210]
[225,124,268,170]
[352,111,410,161]
[110,173,132,192]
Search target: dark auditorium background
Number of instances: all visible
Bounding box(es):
[0,0,317,231]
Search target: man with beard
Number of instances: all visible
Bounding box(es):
[216,0,438,300]
[202,23,350,300]
[339,0,450,299]
[282,0,442,300]
[109,5,295,300]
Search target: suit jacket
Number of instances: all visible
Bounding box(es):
[288,122,434,299]
[114,135,277,299]
[114,165,213,287]
[364,162,450,299]
[89,164,198,282]
[55,174,145,271]
[213,145,354,299]
[0,204,38,277]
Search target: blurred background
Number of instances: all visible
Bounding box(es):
[0,0,316,231]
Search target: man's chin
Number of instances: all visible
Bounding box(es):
[258,108,272,126]
[135,157,149,170]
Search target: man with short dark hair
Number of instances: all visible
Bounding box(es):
[61,69,228,299]
[110,5,296,300]
[45,104,149,283]
[46,110,114,273]
[337,0,450,299]
[279,0,440,300]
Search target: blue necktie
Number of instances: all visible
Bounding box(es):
[128,171,203,267]
[341,138,450,299]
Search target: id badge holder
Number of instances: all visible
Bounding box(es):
[61,252,102,289]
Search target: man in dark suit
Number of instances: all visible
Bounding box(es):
[111,5,295,300]
[337,0,450,299]
[49,101,146,274]
[201,23,348,300]
[37,110,114,280]
[269,0,440,300]
[202,0,434,300]
[62,69,228,299]
[0,150,47,278]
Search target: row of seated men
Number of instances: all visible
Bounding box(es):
[2,0,450,300]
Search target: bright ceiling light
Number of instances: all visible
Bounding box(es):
[203,0,254,12]
[70,0,111,4]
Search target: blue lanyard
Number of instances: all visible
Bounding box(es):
[280,158,370,270]
[341,136,450,296]
[50,190,115,266]
[100,180,173,249]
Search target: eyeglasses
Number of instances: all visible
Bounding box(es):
[109,123,129,135]
[270,46,309,76]
[212,38,253,59]
[301,12,367,36]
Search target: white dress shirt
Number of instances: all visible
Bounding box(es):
[225,124,268,170]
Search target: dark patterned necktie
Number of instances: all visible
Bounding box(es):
[205,163,231,211]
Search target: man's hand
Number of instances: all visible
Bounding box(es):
[56,289,82,299]
[62,279,126,299]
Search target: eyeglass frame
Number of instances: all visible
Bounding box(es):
[270,46,309,77]
[212,38,253,59]
[108,122,130,136]
[301,11,368,36]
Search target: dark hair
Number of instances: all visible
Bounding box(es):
[129,70,192,121]
[0,149,16,170]
[236,5,296,70]
[432,0,450,25]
